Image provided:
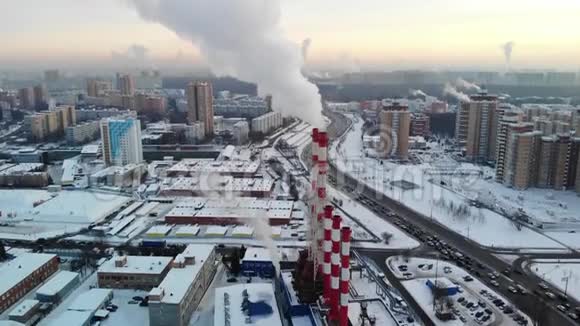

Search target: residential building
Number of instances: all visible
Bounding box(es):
[186,81,214,137]
[0,253,59,313]
[97,255,173,290]
[119,74,135,96]
[378,102,410,160]
[100,118,143,166]
[410,113,431,137]
[495,113,525,183]
[18,87,34,110]
[232,120,249,145]
[213,95,269,119]
[24,106,76,141]
[87,79,112,97]
[502,130,541,190]
[537,135,573,190]
[65,121,100,145]
[148,244,217,326]
[251,111,282,134]
[135,93,166,114]
[464,92,499,162]
[33,84,48,109]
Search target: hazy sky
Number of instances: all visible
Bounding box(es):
[2,0,580,71]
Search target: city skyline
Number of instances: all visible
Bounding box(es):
[1,0,580,71]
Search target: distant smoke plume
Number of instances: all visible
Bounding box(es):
[455,78,481,92]
[127,0,323,127]
[409,89,428,98]
[443,83,470,102]
[302,38,312,62]
[501,41,515,70]
[111,44,151,67]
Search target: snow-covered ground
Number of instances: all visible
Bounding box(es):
[389,257,532,326]
[528,259,580,301]
[328,185,419,249]
[348,300,399,326]
[330,117,570,250]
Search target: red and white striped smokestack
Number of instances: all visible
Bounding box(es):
[329,215,342,321]
[339,227,352,326]
[316,131,329,273]
[322,205,333,302]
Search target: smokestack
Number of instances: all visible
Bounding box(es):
[339,227,352,326]
[330,215,342,321]
[316,131,329,275]
[309,129,320,263]
[323,205,333,302]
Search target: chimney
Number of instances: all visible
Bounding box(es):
[339,227,352,326]
[329,215,342,321]
[322,205,333,302]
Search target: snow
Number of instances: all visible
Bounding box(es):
[175,225,201,236]
[205,226,229,236]
[349,300,398,326]
[36,271,79,297]
[0,253,56,298]
[330,118,567,250]
[8,299,39,318]
[390,257,532,326]
[98,255,173,275]
[328,185,419,249]
[232,225,254,237]
[145,224,173,237]
[214,283,281,326]
[100,289,150,326]
[529,259,580,301]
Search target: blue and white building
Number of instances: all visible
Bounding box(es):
[100,117,143,166]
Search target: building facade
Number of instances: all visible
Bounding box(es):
[251,111,282,134]
[378,103,410,160]
[100,118,143,166]
[119,74,136,96]
[464,93,499,162]
[186,82,214,138]
[87,79,113,97]
[97,256,173,290]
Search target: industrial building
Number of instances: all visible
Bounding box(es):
[166,159,260,177]
[214,283,282,326]
[164,198,295,226]
[159,176,275,198]
[89,164,147,188]
[8,299,40,324]
[241,247,276,278]
[0,163,48,187]
[97,255,173,289]
[148,244,217,326]
[0,253,59,313]
[65,120,100,145]
[35,271,80,303]
[45,288,113,326]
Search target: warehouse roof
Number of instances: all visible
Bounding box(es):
[0,253,56,297]
[167,159,260,175]
[36,271,79,297]
[98,256,173,275]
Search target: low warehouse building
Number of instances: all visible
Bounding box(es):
[36,271,80,303]
[8,299,40,324]
[97,255,173,290]
[241,247,275,278]
[45,288,113,326]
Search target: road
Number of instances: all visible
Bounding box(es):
[329,163,579,326]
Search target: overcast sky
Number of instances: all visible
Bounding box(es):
[2,0,580,71]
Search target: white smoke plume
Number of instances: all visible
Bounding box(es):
[455,78,481,92]
[409,89,428,97]
[246,218,281,273]
[302,38,312,62]
[444,83,471,102]
[501,41,515,70]
[111,44,151,68]
[127,0,324,127]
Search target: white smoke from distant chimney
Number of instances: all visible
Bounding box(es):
[455,78,481,92]
[409,89,428,97]
[501,41,515,71]
[246,218,280,273]
[302,38,312,62]
[127,0,323,127]
[444,83,471,102]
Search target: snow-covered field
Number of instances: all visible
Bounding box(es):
[330,117,570,250]
[390,257,532,326]
[528,259,580,301]
[328,185,419,249]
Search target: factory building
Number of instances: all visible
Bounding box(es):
[97,255,173,290]
[148,244,217,326]
[159,176,275,198]
[166,159,260,178]
[35,271,80,303]
[241,248,276,278]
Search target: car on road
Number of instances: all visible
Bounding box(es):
[463,275,474,282]
[557,305,568,312]
[567,312,579,320]
[508,286,518,294]
[539,282,549,290]
[545,292,556,299]
[490,280,500,287]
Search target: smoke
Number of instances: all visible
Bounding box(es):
[302,38,312,62]
[111,44,151,67]
[409,89,428,98]
[127,0,323,127]
[501,41,515,69]
[246,218,280,273]
[443,83,470,102]
[455,78,481,92]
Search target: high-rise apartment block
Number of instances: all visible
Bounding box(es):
[410,113,431,137]
[33,85,48,109]
[378,102,410,160]
[87,79,113,97]
[25,106,76,142]
[461,92,499,162]
[18,88,35,110]
[186,82,214,138]
[119,74,135,96]
[100,118,143,166]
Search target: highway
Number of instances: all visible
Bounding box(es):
[329,163,580,326]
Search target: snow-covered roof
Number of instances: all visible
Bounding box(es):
[165,198,294,221]
[214,283,281,326]
[145,225,173,236]
[242,247,272,262]
[0,253,56,297]
[167,159,260,175]
[0,163,44,175]
[150,244,214,305]
[44,310,93,326]
[36,271,79,297]
[8,299,39,318]
[81,144,100,155]
[161,176,274,193]
[98,256,173,275]
[205,226,229,236]
[232,225,254,237]
[68,288,112,312]
[175,225,200,236]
